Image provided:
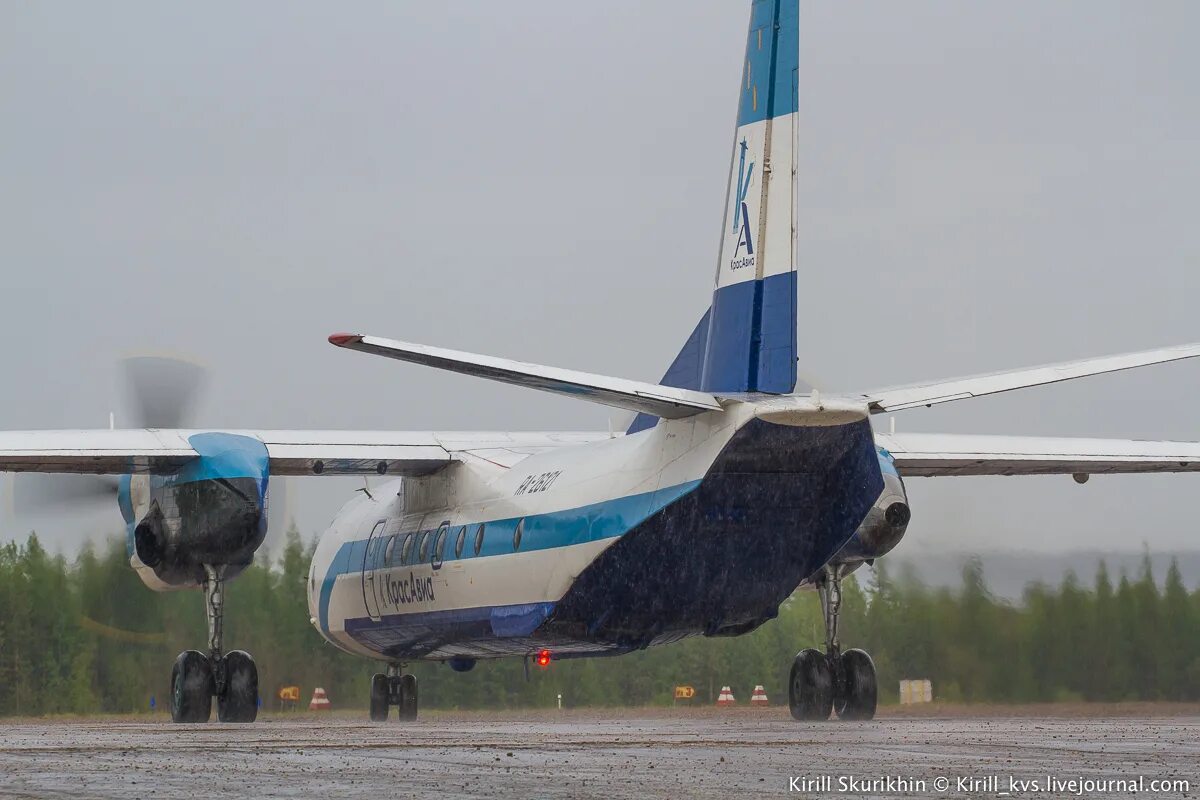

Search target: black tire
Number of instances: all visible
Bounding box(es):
[834,648,877,721]
[370,673,389,722]
[397,673,418,721]
[217,650,259,723]
[788,648,832,721]
[171,650,213,724]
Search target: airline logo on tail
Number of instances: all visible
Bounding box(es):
[730,137,756,270]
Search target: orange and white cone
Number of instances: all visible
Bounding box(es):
[716,686,736,706]
[750,685,769,707]
[308,687,332,711]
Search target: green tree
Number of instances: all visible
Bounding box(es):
[1,524,1198,715]
[1161,559,1194,700]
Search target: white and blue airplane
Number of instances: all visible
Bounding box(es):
[4,0,1200,724]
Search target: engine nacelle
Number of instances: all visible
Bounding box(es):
[828,447,910,566]
[122,433,270,591]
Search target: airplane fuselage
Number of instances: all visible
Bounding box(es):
[307,397,909,665]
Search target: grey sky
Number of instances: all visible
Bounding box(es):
[2,1,1198,557]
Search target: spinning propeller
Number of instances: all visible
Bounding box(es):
[120,355,207,430]
[10,357,208,516]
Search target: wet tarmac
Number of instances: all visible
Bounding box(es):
[0,708,1196,799]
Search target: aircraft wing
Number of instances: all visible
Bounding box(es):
[860,342,1200,413]
[875,432,1200,477]
[0,429,610,476]
[328,333,724,419]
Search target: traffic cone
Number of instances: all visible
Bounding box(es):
[750,685,769,707]
[308,687,332,711]
[716,686,736,706]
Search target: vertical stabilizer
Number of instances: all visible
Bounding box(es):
[630,0,798,433]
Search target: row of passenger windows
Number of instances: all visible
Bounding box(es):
[378,518,527,568]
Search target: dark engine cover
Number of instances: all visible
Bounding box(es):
[124,432,270,589]
[135,477,266,585]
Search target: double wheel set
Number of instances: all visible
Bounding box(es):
[787,564,878,722]
[788,647,876,721]
[168,564,259,724]
[369,671,419,721]
[170,649,259,723]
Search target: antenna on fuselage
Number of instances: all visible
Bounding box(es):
[357,476,374,501]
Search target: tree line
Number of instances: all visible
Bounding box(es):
[0,527,1196,716]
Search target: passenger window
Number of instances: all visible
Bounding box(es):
[418,531,431,562]
[433,524,449,564]
[474,523,485,556]
[454,526,466,558]
[513,518,524,551]
[400,533,415,564]
[383,535,398,566]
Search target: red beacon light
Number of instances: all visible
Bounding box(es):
[536,649,552,668]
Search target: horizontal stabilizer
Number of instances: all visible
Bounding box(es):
[329,333,723,420]
[862,342,1200,412]
[877,432,1200,477]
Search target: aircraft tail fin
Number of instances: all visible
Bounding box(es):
[630,0,799,434]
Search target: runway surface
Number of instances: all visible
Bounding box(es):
[0,707,1197,799]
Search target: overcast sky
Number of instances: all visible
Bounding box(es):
[2,1,1198,559]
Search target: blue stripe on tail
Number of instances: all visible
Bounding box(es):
[628,0,799,435]
[738,0,800,127]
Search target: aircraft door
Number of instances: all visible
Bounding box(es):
[361,519,387,622]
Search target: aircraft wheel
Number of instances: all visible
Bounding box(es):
[217,650,259,723]
[171,650,214,723]
[370,674,390,722]
[397,674,418,721]
[788,648,832,721]
[833,648,877,721]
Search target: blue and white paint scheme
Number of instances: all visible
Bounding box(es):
[706,0,798,396]
[3,0,1200,684]
[309,395,883,661]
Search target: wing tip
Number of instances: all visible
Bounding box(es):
[328,333,363,347]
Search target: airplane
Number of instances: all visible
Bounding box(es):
[4,0,1200,724]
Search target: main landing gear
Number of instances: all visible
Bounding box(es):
[170,565,259,723]
[369,665,418,722]
[789,564,878,722]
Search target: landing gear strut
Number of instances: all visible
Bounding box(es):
[789,564,877,721]
[370,664,418,722]
[170,564,258,723]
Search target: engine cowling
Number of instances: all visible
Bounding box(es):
[828,447,910,566]
[122,433,270,591]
